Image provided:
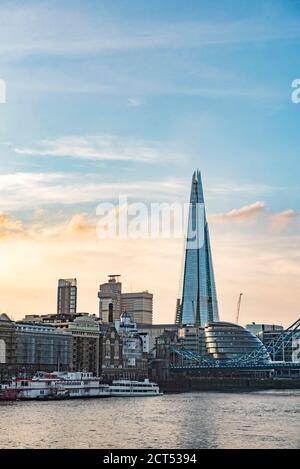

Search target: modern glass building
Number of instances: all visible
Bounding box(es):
[204,321,271,362]
[178,170,219,326]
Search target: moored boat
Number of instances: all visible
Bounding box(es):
[0,374,162,401]
[0,371,111,401]
[109,378,162,397]
[0,383,18,401]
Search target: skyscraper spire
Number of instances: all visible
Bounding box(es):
[178,171,219,326]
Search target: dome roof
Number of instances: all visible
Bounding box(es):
[204,321,271,362]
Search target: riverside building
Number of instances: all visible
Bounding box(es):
[15,322,72,375]
[0,314,16,381]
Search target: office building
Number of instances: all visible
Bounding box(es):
[178,325,206,354]
[246,323,300,362]
[178,170,219,326]
[15,322,72,374]
[30,313,102,375]
[246,323,284,336]
[121,291,153,324]
[204,322,270,362]
[174,298,181,325]
[57,278,77,315]
[138,324,179,352]
[98,275,122,322]
[65,315,100,376]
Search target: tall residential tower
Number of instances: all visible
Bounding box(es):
[177,171,219,326]
[57,278,77,315]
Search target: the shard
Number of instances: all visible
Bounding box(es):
[178,170,219,326]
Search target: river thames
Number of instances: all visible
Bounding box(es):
[0,390,299,449]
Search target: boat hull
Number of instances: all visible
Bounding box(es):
[110,392,162,397]
[0,389,18,401]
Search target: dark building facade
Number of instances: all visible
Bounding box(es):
[15,322,72,375]
[31,314,102,375]
[151,329,180,381]
[99,324,123,381]
[67,316,100,376]
[99,314,148,381]
[0,314,16,380]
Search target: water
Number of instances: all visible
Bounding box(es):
[0,391,299,449]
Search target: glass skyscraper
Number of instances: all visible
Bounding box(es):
[178,170,219,326]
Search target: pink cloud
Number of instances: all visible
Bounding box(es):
[270,209,299,230]
[210,201,266,223]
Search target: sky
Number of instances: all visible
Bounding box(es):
[0,0,300,326]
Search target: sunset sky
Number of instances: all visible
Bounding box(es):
[0,0,300,327]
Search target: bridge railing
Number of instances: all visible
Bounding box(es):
[169,318,300,368]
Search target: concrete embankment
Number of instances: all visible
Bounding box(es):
[159,377,300,393]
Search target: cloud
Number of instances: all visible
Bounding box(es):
[127,98,141,108]
[0,211,98,242]
[14,135,184,163]
[209,202,300,232]
[1,208,300,327]
[210,201,266,222]
[0,212,25,239]
[207,182,277,197]
[64,214,96,236]
[270,209,300,230]
[2,5,286,103]
[1,5,300,59]
[0,172,186,210]
[11,72,282,102]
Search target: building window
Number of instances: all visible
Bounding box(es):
[105,339,111,358]
[0,339,6,364]
[114,340,119,359]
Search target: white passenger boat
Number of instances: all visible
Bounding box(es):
[0,373,162,400]
[109,378,162,397]
[0,371,111,400]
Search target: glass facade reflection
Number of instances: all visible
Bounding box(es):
[204,321,271,362]
[179,171,219,326]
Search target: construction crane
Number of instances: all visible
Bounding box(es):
[235,293,243,324]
